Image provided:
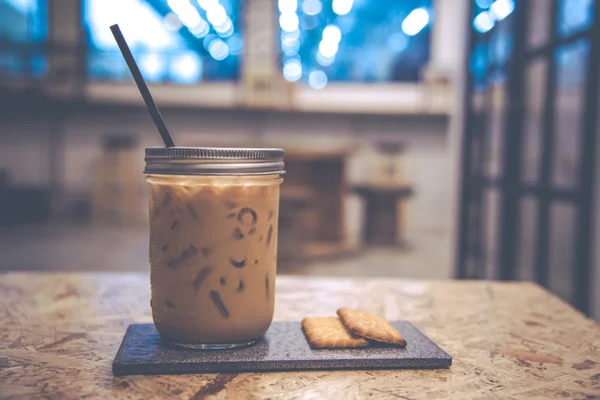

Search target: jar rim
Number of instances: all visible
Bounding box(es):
[144,147,285,176]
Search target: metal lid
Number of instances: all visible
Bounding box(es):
[144,147,285,176]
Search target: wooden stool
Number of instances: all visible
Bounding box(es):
[354,141,413,247]
[374,141,407,184]
[278,185,316,265]
[92,135,142,225]
[352,184,414,247]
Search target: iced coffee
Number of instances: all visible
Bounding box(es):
[144,147,284,349]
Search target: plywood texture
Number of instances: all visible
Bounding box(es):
[1,273,600,398]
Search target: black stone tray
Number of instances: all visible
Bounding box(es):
[113,321,451,376]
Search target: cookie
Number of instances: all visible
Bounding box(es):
[301,317,370,349]
[337,308,407,347]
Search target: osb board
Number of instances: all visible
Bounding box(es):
[1,274,600,399]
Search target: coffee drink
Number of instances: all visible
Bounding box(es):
[144,148,284,348]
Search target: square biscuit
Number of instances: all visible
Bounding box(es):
[337,308,407,347]
[301,317,370,349]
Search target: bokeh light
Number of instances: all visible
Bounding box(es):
[308,70,328,89]
[282,35,300,55]
[208,39,229,60]
[302,0,322,16]
[283,59,302,81]
[139,53,165,82]
[203,33,218,49]
[387,32,409,53]
[206,4,227,26]
[278,0,298,13]
[322,24,342,43]
[401,7,430,36]
[227,34,244,55]
[476,0,494,8]
[316,52,335,66]
[170,51,202,83]
[189,19,210,38]
[280,12,300,32]
[277,0,432,83]
[215,18,234,37]
[489,0,515,21]
[163,12,183,31]
[318,40,339,58]
[473,11,495,33]
[332,0,353,16]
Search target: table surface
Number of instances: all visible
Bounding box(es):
[1,273,600,399]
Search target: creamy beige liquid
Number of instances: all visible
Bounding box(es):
[147,174,281,345]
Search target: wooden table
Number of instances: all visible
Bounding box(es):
[2,273,600,399]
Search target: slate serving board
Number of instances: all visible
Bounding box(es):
[113,321,452,376]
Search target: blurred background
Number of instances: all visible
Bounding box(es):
[1,0,599,318]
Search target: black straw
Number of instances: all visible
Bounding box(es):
[110,24,175,147]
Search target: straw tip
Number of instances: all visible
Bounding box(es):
[110,24,119,31]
